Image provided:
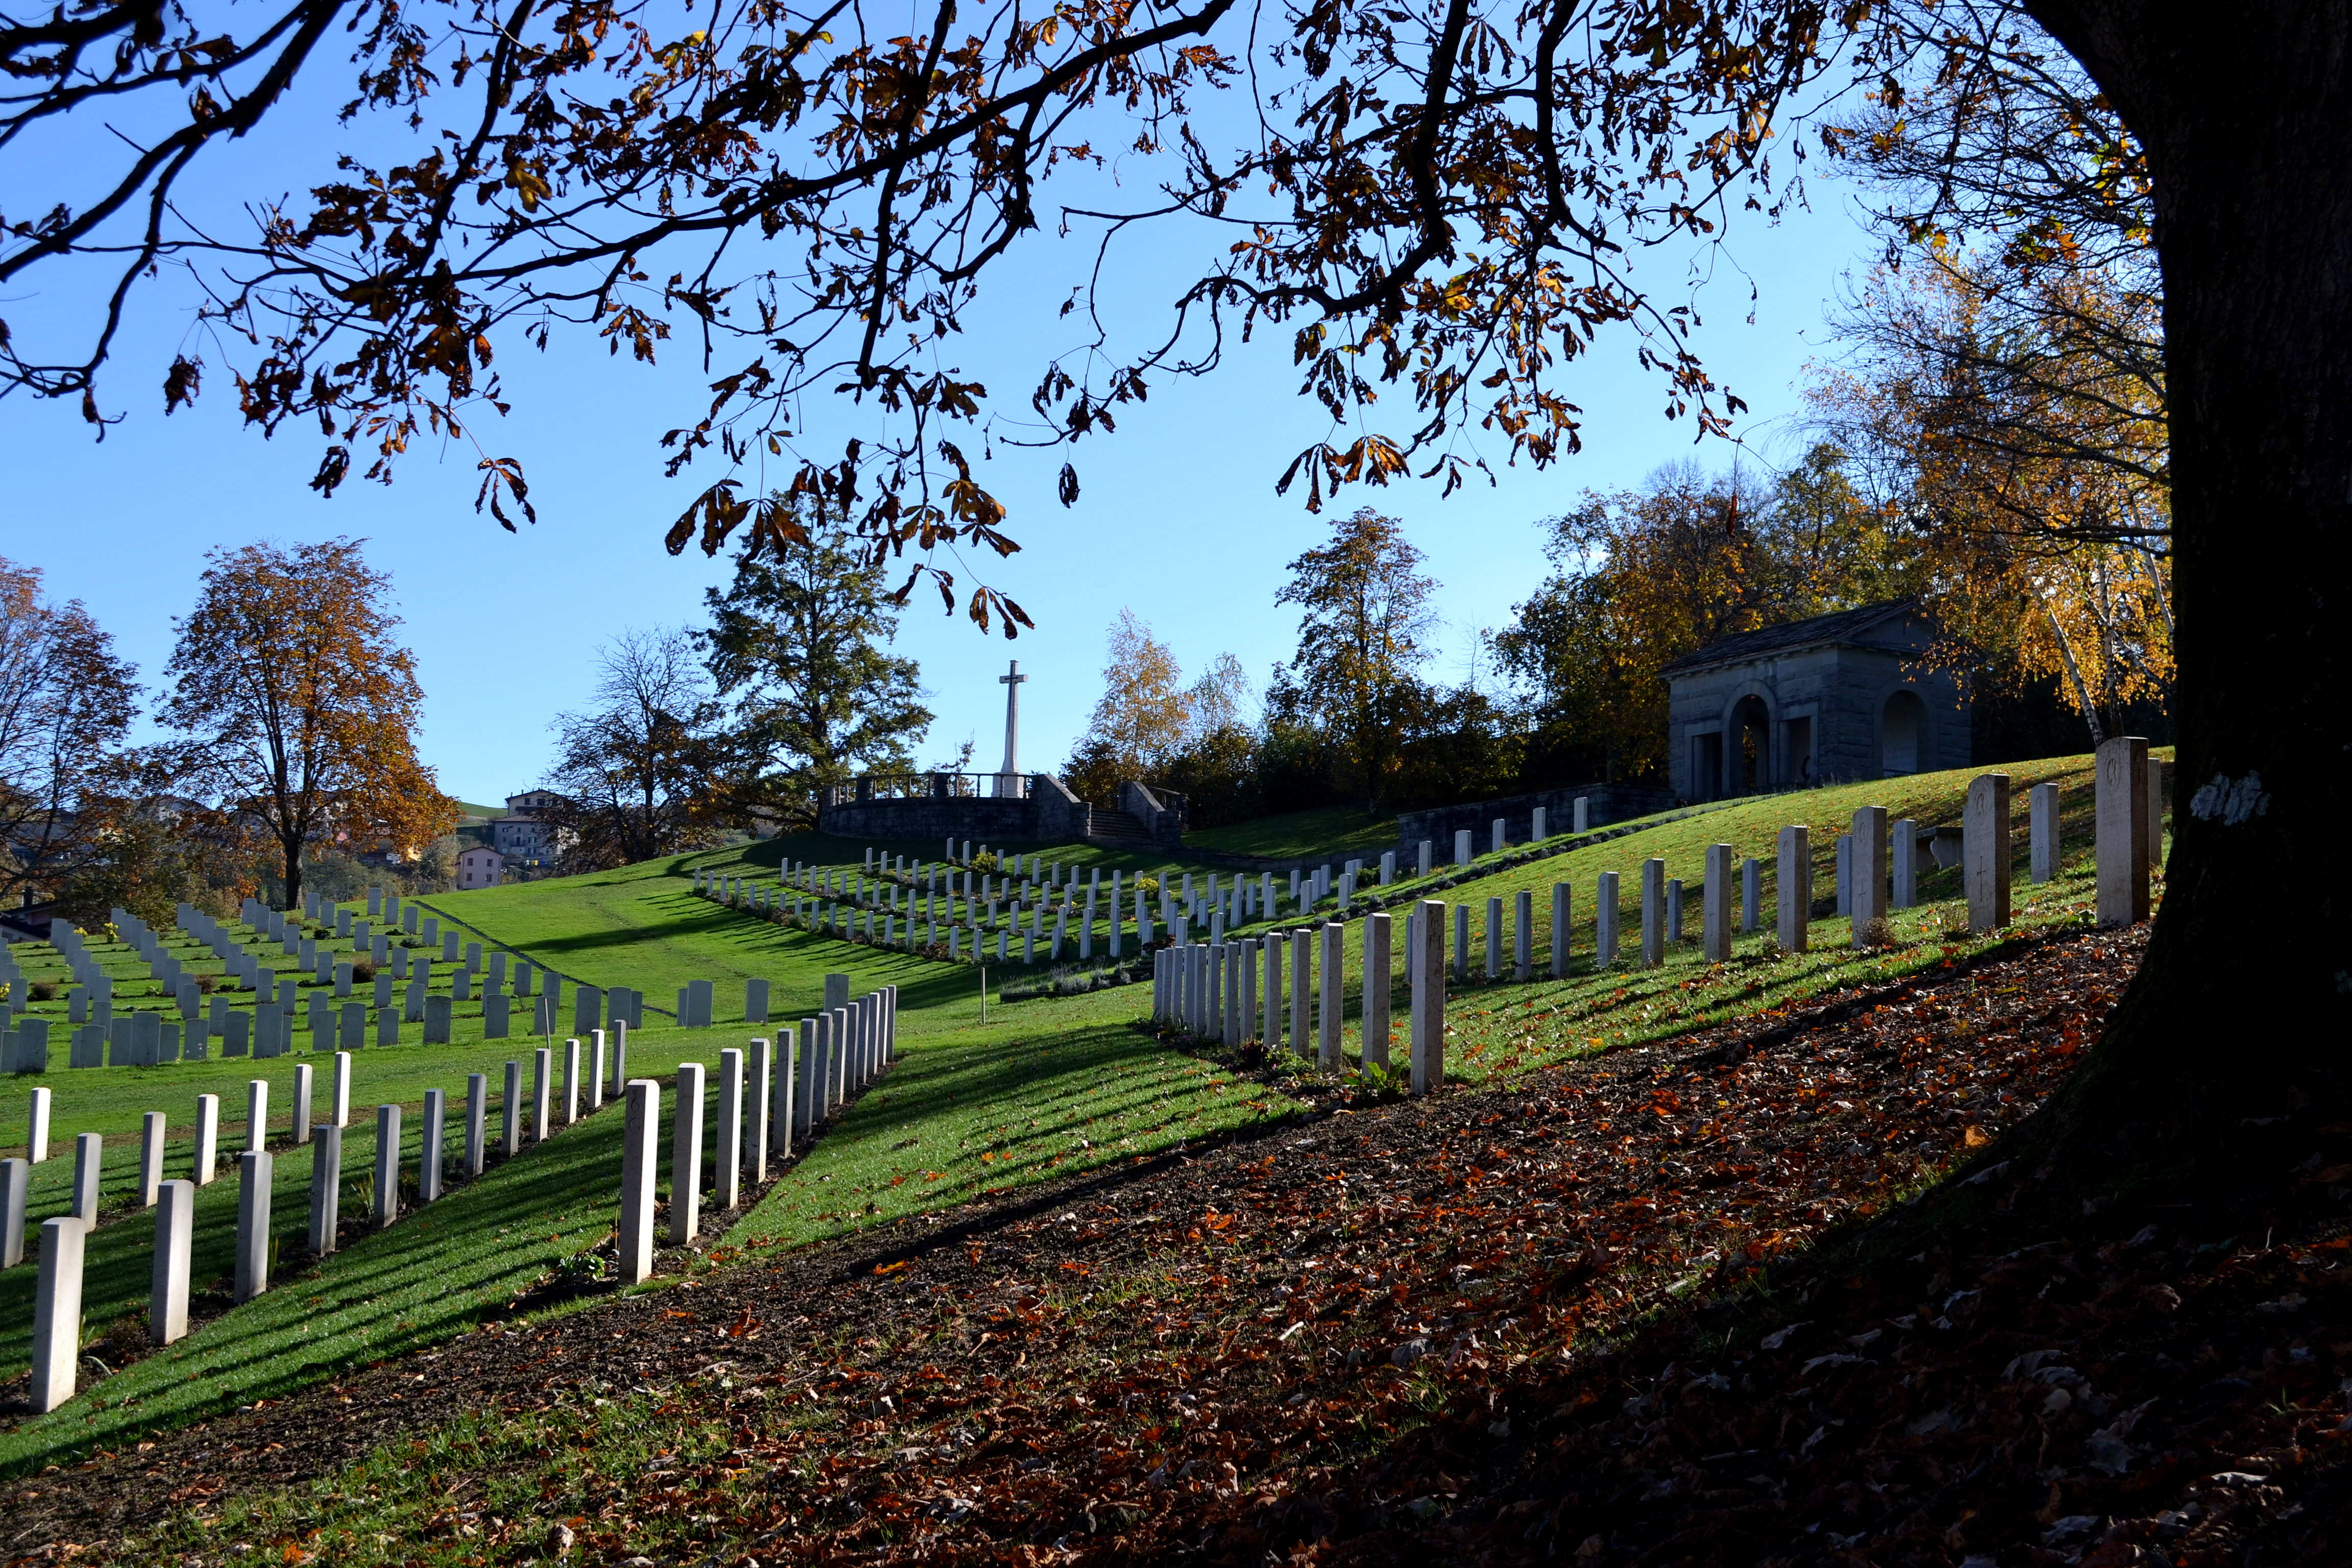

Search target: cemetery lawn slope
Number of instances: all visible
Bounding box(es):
[68,924,2315,1568]
[722,981,1302,1253]
[0,1096,631,1476]
[1205,751,2160,1088]
[412,859,967,1026]
[1183,807,1399,861]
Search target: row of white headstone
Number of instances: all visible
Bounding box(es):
[616,981,899,1284]
[1155,903,1451,1091]
[1144,752,2168,1086]
[7,1015,719,1415]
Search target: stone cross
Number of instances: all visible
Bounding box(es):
[997,659,1027,788]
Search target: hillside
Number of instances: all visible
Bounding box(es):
[5,752,2227,1547]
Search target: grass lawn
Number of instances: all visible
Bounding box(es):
[722,981,1297,1252]
[1116,751,2165,1082]
[0,1085,628,1474]
[412,855,962,1028]
[1183,806,1399,861]
[0,749,2152,1472]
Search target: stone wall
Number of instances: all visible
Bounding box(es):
[816,772,1096,844]
[1394,784,1672,853]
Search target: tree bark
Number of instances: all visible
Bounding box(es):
[2018,1,2352,1190]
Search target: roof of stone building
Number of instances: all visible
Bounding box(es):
[1659,599,1926,676]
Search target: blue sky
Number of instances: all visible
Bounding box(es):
[1,56,1879,807]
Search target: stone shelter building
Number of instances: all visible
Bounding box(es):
[1660,600,1970,801]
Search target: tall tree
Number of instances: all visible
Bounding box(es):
[0,557,139,908]
[159,539,457,908]
[1063,611,1195,805]
[1496,452,1923,784]
[542,629,729,868]
[1812,3,2172,742]
[1271,508,1437,811]
[700,511,933,828]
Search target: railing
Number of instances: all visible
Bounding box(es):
[819,772,1033,807]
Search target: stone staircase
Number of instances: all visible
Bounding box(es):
[1085,807,1160,847]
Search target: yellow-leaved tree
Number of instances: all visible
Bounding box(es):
[160,539,459,907]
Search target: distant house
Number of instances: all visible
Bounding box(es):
[491,790,570,866]
[455,844,506,889]
[1659,601,1971,801]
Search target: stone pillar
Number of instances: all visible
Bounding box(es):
[1703,844,1733,962]
[1484,895,1503,979]
[532,1046,552,1143]
[1289,929,1313,1056]
[292,1062,313,1145]
[2029,782,2061,883]
[234,1150,273,1302]
[1776,825,1810,953]
[70,1130,101,1220]
[1319,922,1344,1067]
[421,1089,445,1205]
[562,1037,581,1127]
[1452,902,1470,981]
[670,1061,705,1245]
[1851,806,1888,947]
[1417,839,1433,877]
[1834,833,1852,918]
[1965,772,2013,934]
[716,1047,744,1212]
[619,1079,659,1285]
[1232,940,1251,1048]
[307,1124,341,1257]
[1362,914,1393,1068]
[1532,806,1549,841]
[1891,818,1918,910]
[151,1179,195,1345]
[1667,878,1684,945]
[1741,857,1760,933]
[1550,882,1571,975]
[1491,817,1507,855]
[501,1059,523,1158]
[0,1158,24,1268]
[795,1018,820,1139]
[28,1086,49,1163]
[748,1037,772,1182]
[1596,871,1620,966]
[464,1072,487,1178]
[1639,859,1666,966]
[30,1216,87,1413]
[1514,888,1533,979]
[136,1110,166,1208]
[331,1049,352,1129]
[1454,828,1473,867]
[1263,933,1283,1051]
[1408,900,1447,1095]
[373,1104,401,1228]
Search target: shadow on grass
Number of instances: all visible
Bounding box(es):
[0,1106,628,1478]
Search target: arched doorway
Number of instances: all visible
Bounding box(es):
[1730,695,1771,793]
[1880,690,1925,776]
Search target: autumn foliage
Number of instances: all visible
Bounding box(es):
[159,538,459,906]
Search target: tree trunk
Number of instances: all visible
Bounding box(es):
[2018,1,2352,1191]
[282,835,304,913]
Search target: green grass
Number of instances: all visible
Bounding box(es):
[0,749,2152,1473]
[0,1088,628,1475]
[413,854,959,1027]
[1183,806,1399,861]
[1185,751,2163,1082]
[724,982,1295,1251]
